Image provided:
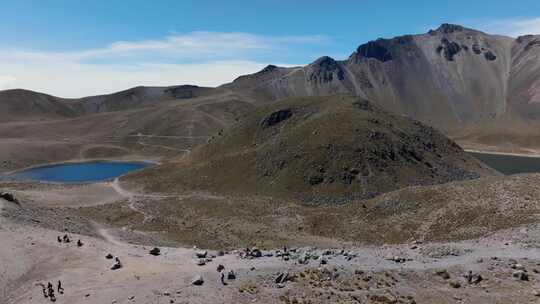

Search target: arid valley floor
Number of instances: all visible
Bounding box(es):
[4,23,540,303]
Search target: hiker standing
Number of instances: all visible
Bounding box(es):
[57,280,64,294]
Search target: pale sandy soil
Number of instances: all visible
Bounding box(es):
[11,183,123,208]
[3,188,540,303]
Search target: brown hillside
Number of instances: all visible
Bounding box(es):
[127,96,494,202]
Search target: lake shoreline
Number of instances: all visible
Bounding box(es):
[1,159,156,184]
[1,157,159,176]
[465,149,540,158]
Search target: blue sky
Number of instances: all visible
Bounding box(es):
[1,0,539,97]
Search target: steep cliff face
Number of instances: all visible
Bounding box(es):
[225,24,540,130]
[508,34,540,119]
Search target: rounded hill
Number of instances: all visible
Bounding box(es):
[129,96,494,202]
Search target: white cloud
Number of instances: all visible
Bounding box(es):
[0,31,327,97]
[474,17,540,37]
[0,60,278,98]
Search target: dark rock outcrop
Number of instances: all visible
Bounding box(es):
[437,23,466,34]
[308,56,345,83]
[437,38,462,61]
[356,40,393,62]
[484,51,497,61]
[260,109,292,128]
[149,247,161,256]
[0,192,18,204]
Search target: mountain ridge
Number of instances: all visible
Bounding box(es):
[3,23,540,139]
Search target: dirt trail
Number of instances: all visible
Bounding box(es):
[4,217,540,304]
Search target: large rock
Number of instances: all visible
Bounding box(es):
[149,247,161,256]
[513,270,529,281]
[191,275,204,286]
[195,250,207,258]
[0,192,18,204]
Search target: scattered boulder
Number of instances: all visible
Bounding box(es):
[111,257,122,270]
[385,255,410,263]
[369,294,398,303]
[149,247,161,256]
[275,272,290,284]
[435,269,450,280]
[511,263,526,271]
[191,275,204,286]
[463,271,482,284]
[0,191,18,204]
[195,250,207,259]
[484,51,497,61]
[250,247,262,258]
[513,270,529,281]
[449,280,461,288]
[472,44,482,54]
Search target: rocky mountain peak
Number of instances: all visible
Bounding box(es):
[355,39,394,62]
[260,64,278,73]
[307,56,345,83]
[428,23,484,37]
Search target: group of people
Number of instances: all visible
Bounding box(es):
[37,234,81,301]
[37,281,63,302]
[57,234,83,247]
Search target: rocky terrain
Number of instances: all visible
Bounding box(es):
[4,22,540,304]
[4,178,540,304]
[126,96,494,203]
[3,24,540,164]
[224,24,540,129]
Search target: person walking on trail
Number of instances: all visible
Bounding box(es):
[57,280,64,294]
[47,282,56,302]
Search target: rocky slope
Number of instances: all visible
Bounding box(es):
[224,24,540,131]
[4,23,540,131]
[127,96,494,202]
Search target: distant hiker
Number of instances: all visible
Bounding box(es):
[37,283,47,298]
[220,271,227,285]
[57,236,62,243]
[62,234,70,243]
[111,256,122,270]
[77,239,83,247]
[217,264,225,272]
[57,280,64,294]
[47,282,56,302]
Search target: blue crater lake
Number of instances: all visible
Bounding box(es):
[5,161,150,183]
